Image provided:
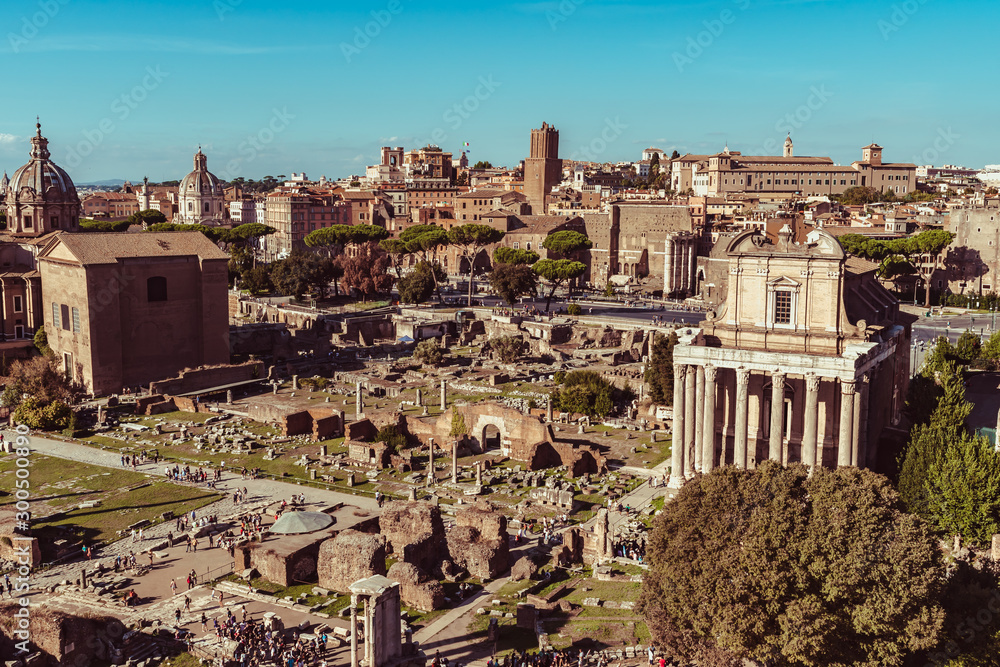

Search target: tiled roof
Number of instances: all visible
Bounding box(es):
[41,231,229,265]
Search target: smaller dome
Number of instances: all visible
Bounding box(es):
[179,149,224,197]
[270,511,334,534]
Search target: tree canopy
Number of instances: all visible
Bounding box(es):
[397,261,444,304]
[447,223,505,306]
[304,224,388,253]
[489,262,537,305]
[641,462,946,667]
[493,247,539,266]
[542,230,593,256]
[838,230,955,303]
[399,224,449,302]
[644,330,679,404]
[534,258,586,312]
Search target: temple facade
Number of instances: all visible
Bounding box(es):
[669,225,910,485]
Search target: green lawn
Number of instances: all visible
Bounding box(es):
[0,453,220,548]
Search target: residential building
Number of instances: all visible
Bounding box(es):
[81,192,140,219]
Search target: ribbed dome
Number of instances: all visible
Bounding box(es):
[179,149,224,197]
[7,123,79,205]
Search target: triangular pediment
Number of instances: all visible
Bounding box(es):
[767,275,801,288]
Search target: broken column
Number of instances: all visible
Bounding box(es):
[546,397,553,422]
[226,390,234,404]
[415,388,422,407]
[451,440,459,484]
[426,439,434,487]
[356,381,364,418]
[440,379,447,410]
[350,598,359,667]
[476,461,482,486]
[292,375,299,391]
[594,508,611,563]
[272,382,279,395]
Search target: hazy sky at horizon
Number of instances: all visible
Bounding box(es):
[0,0,991,182]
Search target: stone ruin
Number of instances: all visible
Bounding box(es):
[365,501,510,610]
[0,603,127,667]
[318,530,388,592]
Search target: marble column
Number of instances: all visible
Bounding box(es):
[853,374,869,467]
[670,363,686,485]
[426,439,434,487]
[451,440,459,483]
[838,380,856,468]
[734,368,750,469]
[355,381,363,417]
[802,374,820,473]
[686,240,696,293]
[663,235,674,298]
[684,366,696,478]
[702,365,717,474]
[350,598,359,667]
[364,597,373,667]
[440,379,447,410]
[768,372,785,463]
[694,366,705,472]
[415,388,422,407]
[546,397,553,422]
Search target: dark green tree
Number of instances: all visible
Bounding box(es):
[397,261,443,304]
[447,223,505,306]
[492,247,539,266]
[670,150,680,159]
[644,331,679,404]
[399,224,449,302]
[533,259,586,312]
[955,329,982,365]
[472,161,493,169]
[414,339,445,366]
[241,265,273,295]
[640,462,946,667]
[269,251,336,299]
[488,263,537,305]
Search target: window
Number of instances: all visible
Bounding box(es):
[60,304,70,331]
[513,242,519,249]
[24,216,32,229]
[72,307,81,333]
[774,291,792,324]
[63,353,73,380]
[52,302,61,329]
[13,296,22,313]
[51,216,59,228]
[526,242,532,250]
[147,276,168,302]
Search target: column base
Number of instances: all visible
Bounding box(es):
[667,475,686,489]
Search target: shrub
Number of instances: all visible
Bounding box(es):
[567,303,582,316]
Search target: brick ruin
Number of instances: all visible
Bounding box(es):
[0,603,127,667]
[317,530,387,591]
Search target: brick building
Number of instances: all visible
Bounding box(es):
[524,123,562,215]
[37,231,230,395]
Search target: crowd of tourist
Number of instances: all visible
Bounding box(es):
[210,610,331,667]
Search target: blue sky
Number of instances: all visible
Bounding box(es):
[0,0,991,182]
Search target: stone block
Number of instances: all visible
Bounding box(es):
[387,562,445,612]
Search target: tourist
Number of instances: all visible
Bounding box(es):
[170,579,177,596]
[184,595,191,612]
[201,612,208,634]
[174,608,182,624]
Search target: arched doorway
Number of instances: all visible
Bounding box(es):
[482,424,501,452]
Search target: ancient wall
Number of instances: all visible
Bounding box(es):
[0,509,40,567]
[240,540,323,587]
[387,562,445,612]
[149,361,265,396]
[378,501,446,574]
[0,604,126,667]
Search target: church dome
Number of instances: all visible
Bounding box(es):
[7,123,79,205]
[179,149,224,197]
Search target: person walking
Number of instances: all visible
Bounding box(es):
[170,579,177,596]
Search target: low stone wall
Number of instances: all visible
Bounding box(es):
[149,361,265,396]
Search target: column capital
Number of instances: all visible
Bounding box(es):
[686,365,698,378]
[771,371,785,389]
[805,373,821,392]
[674,362,687,375]
[704,364,717,382]
[736,367,750,386]
[840,379,856,395]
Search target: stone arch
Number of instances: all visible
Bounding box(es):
[482,423,501,452]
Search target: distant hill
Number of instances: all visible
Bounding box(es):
[77,179,128,187]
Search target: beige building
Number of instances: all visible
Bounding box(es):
[38,231,230,395]
[672,140,916,198]
[669,225,909,486]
